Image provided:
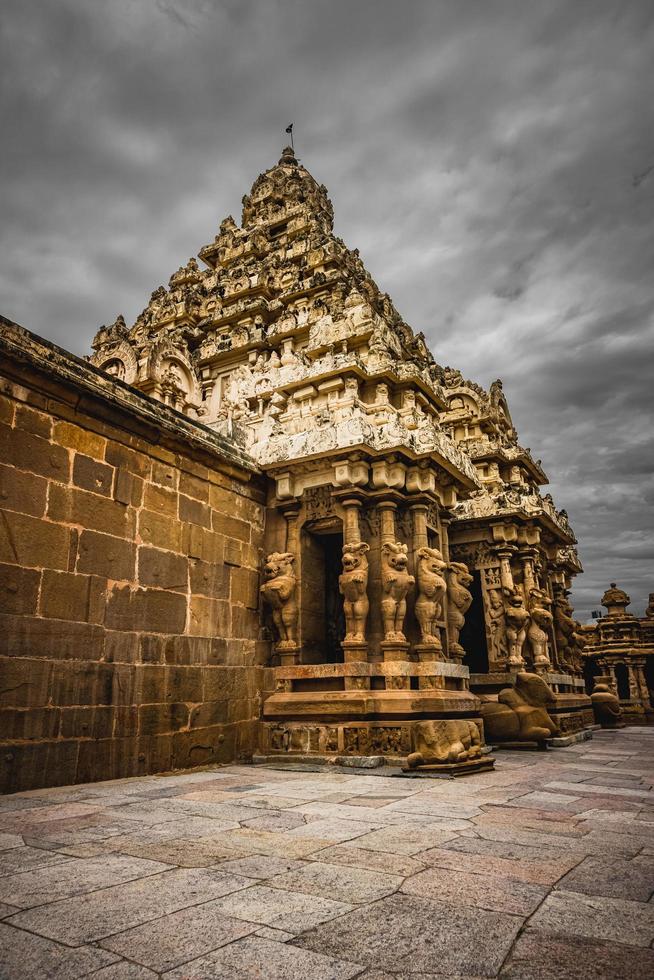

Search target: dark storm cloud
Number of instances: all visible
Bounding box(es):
[1,0,652,619]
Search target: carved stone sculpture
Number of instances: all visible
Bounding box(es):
[414,546,448,646]
[260,552,298,650]
[505,588,530,667]
[646,593,654,619]
[339,542,370,642]
[480,671,559,747]
[590,682,626,729]
[446,561,473,660]
[486,587,508,664]
[527,588,553,671]
[406,719,484,769]
[380,542,414,641]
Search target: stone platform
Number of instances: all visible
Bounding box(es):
[1,728,653,978]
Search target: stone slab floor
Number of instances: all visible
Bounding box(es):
[1,729,653,980]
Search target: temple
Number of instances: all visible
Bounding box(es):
[5,146,646,791]
[85,146,591,769]
[583,585,654,723]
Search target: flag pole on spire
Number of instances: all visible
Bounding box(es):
[285,123,294,153]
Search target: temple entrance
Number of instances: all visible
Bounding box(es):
[461,570,489,674]
[615,662,630,700]
[646,657,654,702]
[301,525,345,664]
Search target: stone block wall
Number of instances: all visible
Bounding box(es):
[0,321,266,793]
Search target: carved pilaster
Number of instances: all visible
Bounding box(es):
[339,497,370,675]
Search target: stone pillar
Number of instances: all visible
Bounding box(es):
[520,549,539,600]
[377,500,411,666]
[342,497,362,546]
[521,550,552,673]
[634,661,652,709]
[340,497,370,677]
[378,500,397,546]
[410,501,447,662]
[496,547,516,593]
[410,502,429,551]
[627,663,640,702]
[273,502,301,666]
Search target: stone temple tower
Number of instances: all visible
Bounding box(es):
[88,145,589,768]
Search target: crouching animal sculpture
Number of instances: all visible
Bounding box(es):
[260,552,298,650]
[480,671,559,748]
[406,719,483,769]
[590,683,625,729]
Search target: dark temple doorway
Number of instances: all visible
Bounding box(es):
[301,526,345,664]
[460,570,489,674]
[615,662,630,701]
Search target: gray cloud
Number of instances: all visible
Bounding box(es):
[1,0,652,619]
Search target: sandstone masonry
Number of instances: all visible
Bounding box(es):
[0,319,266,792]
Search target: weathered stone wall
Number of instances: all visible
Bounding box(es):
[0,320,266,793]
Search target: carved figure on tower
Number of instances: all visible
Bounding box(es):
[414,546,448,646]
[339,542,370,642]
[260,552,298,650]
[505,587,530,667]
[486,588,508,664]
[380,542,414,641]
[526,587,553,672]
[446,561,473,661]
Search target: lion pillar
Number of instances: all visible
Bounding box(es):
[339,497,370,675]
[377,500,413,663]
[261,503,301,666]
[411,502,447,661]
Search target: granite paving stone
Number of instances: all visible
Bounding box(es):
[400,865,547,914]
[350,824,459,855]
[529,888,654,946]
[269,860,403,904]
[556,855,654,901]
[1,728,653,979]
[216,854,308,878]
[254,925,296,941]
[86,963,159,980]
[209,882,354,932]
[0,853,172,908]
[294,892,523,975]
[0,832,24,848]
[0,844,75,876]
[99,901,258,972]
[304,843,426,877]
[0,921,119,979]
[163,934,365,980]
[500,929,654,979]
[419,846,581,886]
[286,817,383,841]
[6,868,252,944]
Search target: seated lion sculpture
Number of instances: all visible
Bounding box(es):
[590,683,625,729]
[480,671,559,747]
[406,719,483,768]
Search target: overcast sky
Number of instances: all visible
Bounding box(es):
[2,0,652,620]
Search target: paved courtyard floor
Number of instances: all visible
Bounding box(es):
[0,728,653,979]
